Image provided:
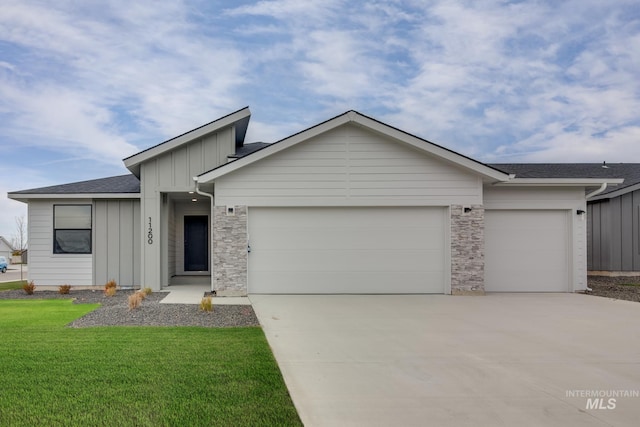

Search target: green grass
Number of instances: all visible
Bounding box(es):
[0,300,302,427]
[0,280,27,291]
[620,283,640,287]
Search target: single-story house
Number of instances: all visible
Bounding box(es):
[8,107,624,294]
[0,236,15,261]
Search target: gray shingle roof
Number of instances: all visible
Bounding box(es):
[228,142,272,158]
[10,174,140,195]
[490,163,640,196]
[9,163,638,198]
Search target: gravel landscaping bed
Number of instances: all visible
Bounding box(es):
[0,289,260,328]
[587,275,640,303]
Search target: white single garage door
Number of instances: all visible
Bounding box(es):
[248,207,446,294]
[485,210,570,292]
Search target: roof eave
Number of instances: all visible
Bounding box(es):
[493,178,625,187]
[124,107,251,177]
[8,193,141,202]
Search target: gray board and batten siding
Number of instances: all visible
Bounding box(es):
[588,190,640,272]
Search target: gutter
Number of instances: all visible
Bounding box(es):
[586,183,608,200]
[193,177,215,293]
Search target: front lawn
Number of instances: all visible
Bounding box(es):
[0,300,301,426]
[0,280,27,291]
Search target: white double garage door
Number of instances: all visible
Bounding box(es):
[248,207,570,294]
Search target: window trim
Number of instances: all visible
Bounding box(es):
[53,204,93,254]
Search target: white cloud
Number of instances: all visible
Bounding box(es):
[0,0,639,204]
[224,0,343,21]
[0,0,248,163]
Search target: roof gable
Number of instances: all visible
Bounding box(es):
[198,110,511,183]
[124,107,251,177]
[0,236,14,251]
[212,122,488,206]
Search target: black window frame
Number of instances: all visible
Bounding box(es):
[53,204,93,254]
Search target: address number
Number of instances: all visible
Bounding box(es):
[147,217,153,244]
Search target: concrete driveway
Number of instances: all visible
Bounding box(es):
[249,294,640,427]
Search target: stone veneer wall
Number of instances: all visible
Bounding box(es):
[450,204,485,295]
[213,205,248,296]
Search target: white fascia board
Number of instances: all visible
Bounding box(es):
[124,107,251,175]
[197,110,510,184]
[197,114,351,183]
[8,193,141,202]
[493,178,625,187]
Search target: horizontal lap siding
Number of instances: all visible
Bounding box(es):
[27,200,92,286]
[216,124,481,206]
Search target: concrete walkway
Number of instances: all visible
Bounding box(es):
[250,294,640,427]
[160,285,250,305]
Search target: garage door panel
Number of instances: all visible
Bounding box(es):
[251,249,444,272]
[485,210,569,292]
[253,271,445,294]
[249,207,446,294]
[251,228,442,250]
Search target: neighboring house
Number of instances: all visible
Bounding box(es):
[0,236,14,262]
[8,107,623,294]
[585,164,640,274]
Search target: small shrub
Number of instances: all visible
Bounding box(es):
[104,280,117,296]
[22,281,36,295]
[199,296,213,312]
[58,284,71,295]
[142,287,152,296]
[128,292,145,310]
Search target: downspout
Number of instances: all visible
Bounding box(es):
[193,177,215,293]
[584,183,608,292]
[586,182,608,200]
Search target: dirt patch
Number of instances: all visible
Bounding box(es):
[587,275,640,303]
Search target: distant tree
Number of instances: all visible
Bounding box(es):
[12,215,27,278]
[12,215,27,253]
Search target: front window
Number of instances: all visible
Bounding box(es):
[54,205,92,254]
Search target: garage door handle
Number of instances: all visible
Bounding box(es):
[247,244,251,253]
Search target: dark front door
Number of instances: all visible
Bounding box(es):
[184,216,208,271]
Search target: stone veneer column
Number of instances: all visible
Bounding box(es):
[450,205,485,295]
[213,206,248,296]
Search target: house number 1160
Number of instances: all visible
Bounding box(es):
[147,217,153,244]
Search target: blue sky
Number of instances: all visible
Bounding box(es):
[1,0,639,237]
